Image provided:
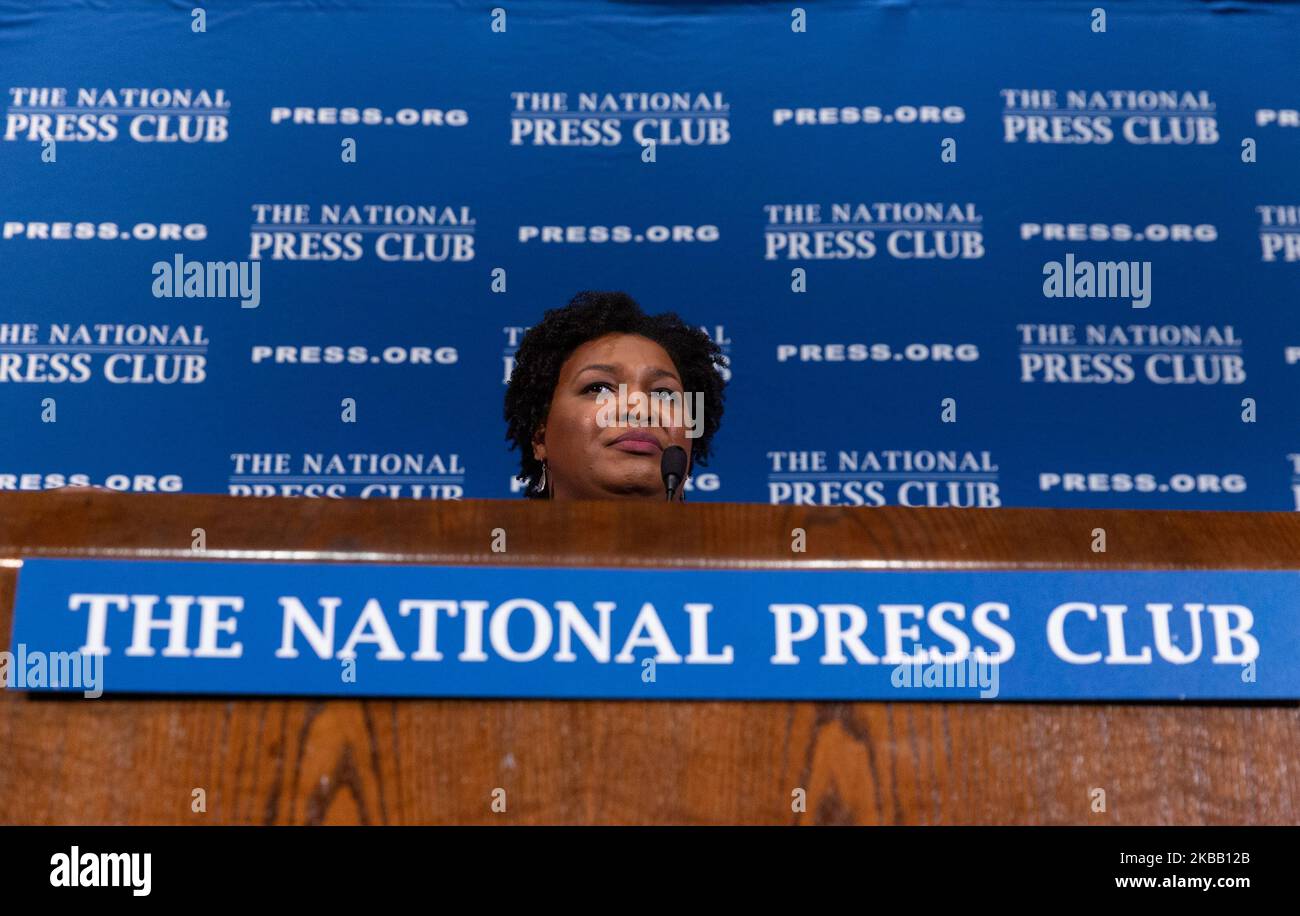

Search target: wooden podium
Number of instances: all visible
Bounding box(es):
[1,489,1297,825]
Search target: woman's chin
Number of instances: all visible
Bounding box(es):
[594,468,665,499]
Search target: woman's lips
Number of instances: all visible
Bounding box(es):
[609,431,663,455]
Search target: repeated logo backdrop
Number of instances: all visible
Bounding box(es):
[2,0,1300,509]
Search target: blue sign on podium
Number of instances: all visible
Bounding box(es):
[6,558,1297,701]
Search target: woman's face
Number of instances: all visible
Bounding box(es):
[533,332,693,501]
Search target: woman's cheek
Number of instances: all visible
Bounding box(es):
[584,405,607,437]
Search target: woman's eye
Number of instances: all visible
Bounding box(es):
[583,382,679,399]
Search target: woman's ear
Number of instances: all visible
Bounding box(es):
[531,425,547,462]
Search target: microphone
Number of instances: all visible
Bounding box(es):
[661,446,688,502]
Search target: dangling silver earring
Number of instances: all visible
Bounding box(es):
[538,460,548,498]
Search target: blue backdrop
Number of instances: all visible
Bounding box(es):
[3,0,1299,509]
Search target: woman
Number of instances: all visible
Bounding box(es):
[505,290,727,500]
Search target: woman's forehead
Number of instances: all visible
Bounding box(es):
[562,333,677,375]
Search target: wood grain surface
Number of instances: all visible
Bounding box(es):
[1,489,1296,825]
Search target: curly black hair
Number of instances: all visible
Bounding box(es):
[505,290,727,498]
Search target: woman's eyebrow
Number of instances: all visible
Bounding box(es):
[647,367,683,384]
[574,363,681,383]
